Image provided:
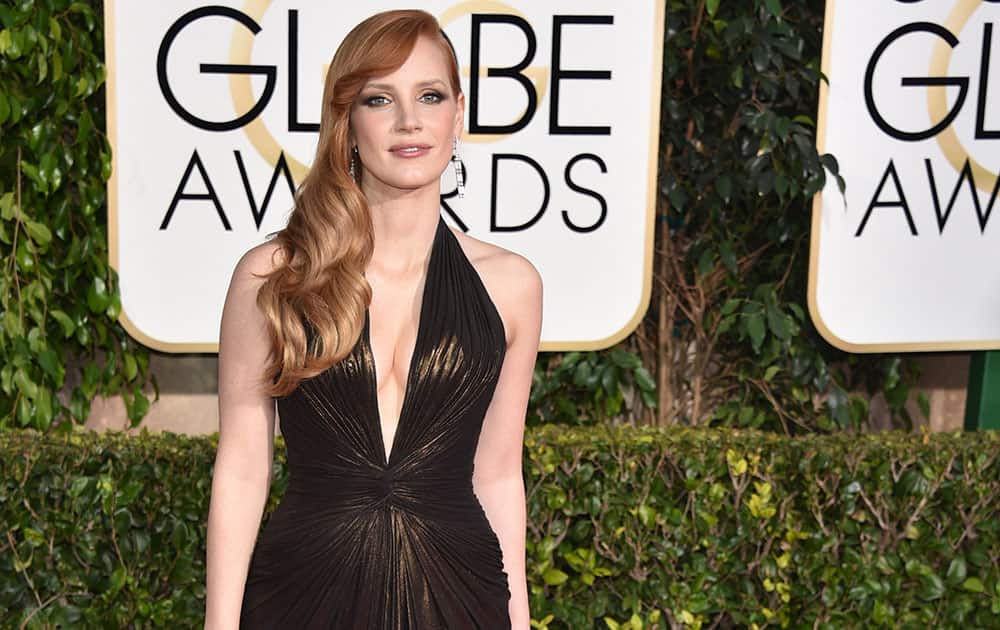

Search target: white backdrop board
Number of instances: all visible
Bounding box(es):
[810,0,1000,351]
[104,1,665,352]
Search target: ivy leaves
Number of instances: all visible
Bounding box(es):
[0,1,154,431]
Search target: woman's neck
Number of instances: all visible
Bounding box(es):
[366,187,441,275]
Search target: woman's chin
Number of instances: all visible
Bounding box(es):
[364,173,444,196]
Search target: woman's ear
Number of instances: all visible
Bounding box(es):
[346,118,356,148]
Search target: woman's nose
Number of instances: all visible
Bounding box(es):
[395,101,422,132]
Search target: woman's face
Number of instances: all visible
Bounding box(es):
[349,35,464,200]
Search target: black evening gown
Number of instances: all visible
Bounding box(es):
[239,214,512,629]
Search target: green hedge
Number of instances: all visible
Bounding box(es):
[3,426,999,628]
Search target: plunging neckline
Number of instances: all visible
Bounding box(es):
[363,215,444,468]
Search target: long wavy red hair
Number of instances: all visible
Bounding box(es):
[255,9,462,397]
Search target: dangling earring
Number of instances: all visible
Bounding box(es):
[349,146,358,182]
[451,138,465,198]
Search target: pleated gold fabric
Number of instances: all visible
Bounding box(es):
[240,214,511,629]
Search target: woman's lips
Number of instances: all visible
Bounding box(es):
[389,144,431,158]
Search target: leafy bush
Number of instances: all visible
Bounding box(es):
[3,425,998,628]
[0,0,157,432]
[626,0,925,433]
[529,351,657,428]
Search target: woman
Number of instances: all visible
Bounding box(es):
[204,9,541,630]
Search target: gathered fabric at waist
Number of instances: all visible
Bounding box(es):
[284,462,480,519]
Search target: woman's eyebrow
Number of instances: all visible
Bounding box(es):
[363,79,448,91]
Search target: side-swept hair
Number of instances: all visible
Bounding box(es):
[254,9,462,397]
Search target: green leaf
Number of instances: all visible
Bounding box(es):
[0,192,14,219]
[52,50,63,81]
[962,577,984,593]
[640,388,657,409]
[20,160,44,192]
[543,568,569,586]
[35,388,53,424]
[918,571,945,601]
[638,504,657,528]
[819,153,840,175]
[744,308,766,351]
[766,303,790,340]
[50,309,76,338]
[730,65,743,88]
[12,550,32,571]
[124,353,138,381]
[706,0,721,17]
[36,50,47,83]
[38,349,64,384]
[634,366,655,392]
[87,276,110,313]
[16,396,33,426]
[24,220,52,246]
[765,0,783,17]
[609,348,641,370]
[48,16,61,40]
[108,567,127,596]
[38,152,62,193]
[946,557,967,585]
[774,116,790,139]
[119,480,143,506]
[5,28,23,59]
[68,476,91,498]
[23,528,46,547]
[101,150,113,181]
[125,389,150,425]
[13,368,38,400]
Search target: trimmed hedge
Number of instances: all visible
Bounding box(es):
[2,426,999,628]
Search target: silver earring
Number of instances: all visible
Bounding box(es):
[349,146,358,182]
[451,138,465,198]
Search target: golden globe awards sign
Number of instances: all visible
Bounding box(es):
[104,1,665,352]
[810,0,1000,351]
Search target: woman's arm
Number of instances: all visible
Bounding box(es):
[204,244,281,629]
[473,254,543,630]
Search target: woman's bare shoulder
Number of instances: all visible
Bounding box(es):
[450,228,539,286]
[219,239,286,333]
[232,238,287,285]
[218,239,286,402]
[448,227,542,341]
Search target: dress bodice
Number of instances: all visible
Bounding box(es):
[241,214,512,629]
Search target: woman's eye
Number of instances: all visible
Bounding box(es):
[364,95,390,107]
[420,91,444,104]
